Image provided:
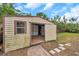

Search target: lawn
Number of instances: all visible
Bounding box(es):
[42,32,79,52]
[57,32,79,43]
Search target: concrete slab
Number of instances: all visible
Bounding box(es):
[65,43,71,46]
[54,48,61,53]
[49,50,56,55]
[59,44,64,47]
[58,46,66,50]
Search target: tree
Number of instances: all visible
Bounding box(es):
[63,16,68,24]
[16,12,32,16]
[68,17,79,33]
[69,17,78,23]
[51,15,61,24]
[1,3,15,16]
[53,15,61,22]
[51,15,64,32]
[36,12,49,20]
[0,3,16,23]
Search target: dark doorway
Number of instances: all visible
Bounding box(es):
[38,25,41,36]
[31,23,45,45]
[0,27,3,51]
[38,24,44,36]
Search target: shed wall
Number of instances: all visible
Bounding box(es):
[3,17,56,53]
[4,17,31,53]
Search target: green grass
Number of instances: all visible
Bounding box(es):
[57,32,79,43]
[58,32,79,36]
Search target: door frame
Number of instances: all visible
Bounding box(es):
[30,22,45,45]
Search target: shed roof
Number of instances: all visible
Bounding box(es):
[4,16,55,25]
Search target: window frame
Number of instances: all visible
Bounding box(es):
[14,20,26,34]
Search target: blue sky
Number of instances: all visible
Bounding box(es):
[13,3,79,19]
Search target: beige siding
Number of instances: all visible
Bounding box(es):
[3,16,56,53]
[45,24,56,41]
[4,17,31,53]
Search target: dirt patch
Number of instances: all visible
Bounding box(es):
[41,40,79,56]
[41,41,58,51]
[0,51,3,56]
[66,43,79,52]
[4,48,27,56]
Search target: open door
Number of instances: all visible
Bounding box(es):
[45,24,56,41]
[31,23,45,45]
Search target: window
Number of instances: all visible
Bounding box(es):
[14,21,26,34]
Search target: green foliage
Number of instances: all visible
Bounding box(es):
[51,15,79,33]
[36,12,49,20]
[2,3,15,16]
[0,3,15,23]
[16,12,32,16]
[53,15,61,21]
[69,17,78,22]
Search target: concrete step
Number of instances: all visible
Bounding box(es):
[53,48,61,53]
[49,50,56,55]
[58,44,64,47]
[58,46,66,50]
[65,43,71,46]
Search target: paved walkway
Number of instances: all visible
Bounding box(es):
[27,45,51,56]
[49,43,72,55]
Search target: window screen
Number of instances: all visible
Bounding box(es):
[15,21,26,34]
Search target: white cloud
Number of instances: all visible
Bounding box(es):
[51,11,59,16]
[24,3,54,11]
[64,6,79,19]
[51,6,67,17]
[15,6,23,11]
[60,6,79,23]
[24,3,40,9]
[50,4,75,18]
[40,3,54,12]
[64,12,73,19]
[14,3,41,11]
[43,3,54,11]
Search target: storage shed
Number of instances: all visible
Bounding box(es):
[1,16,56,53]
